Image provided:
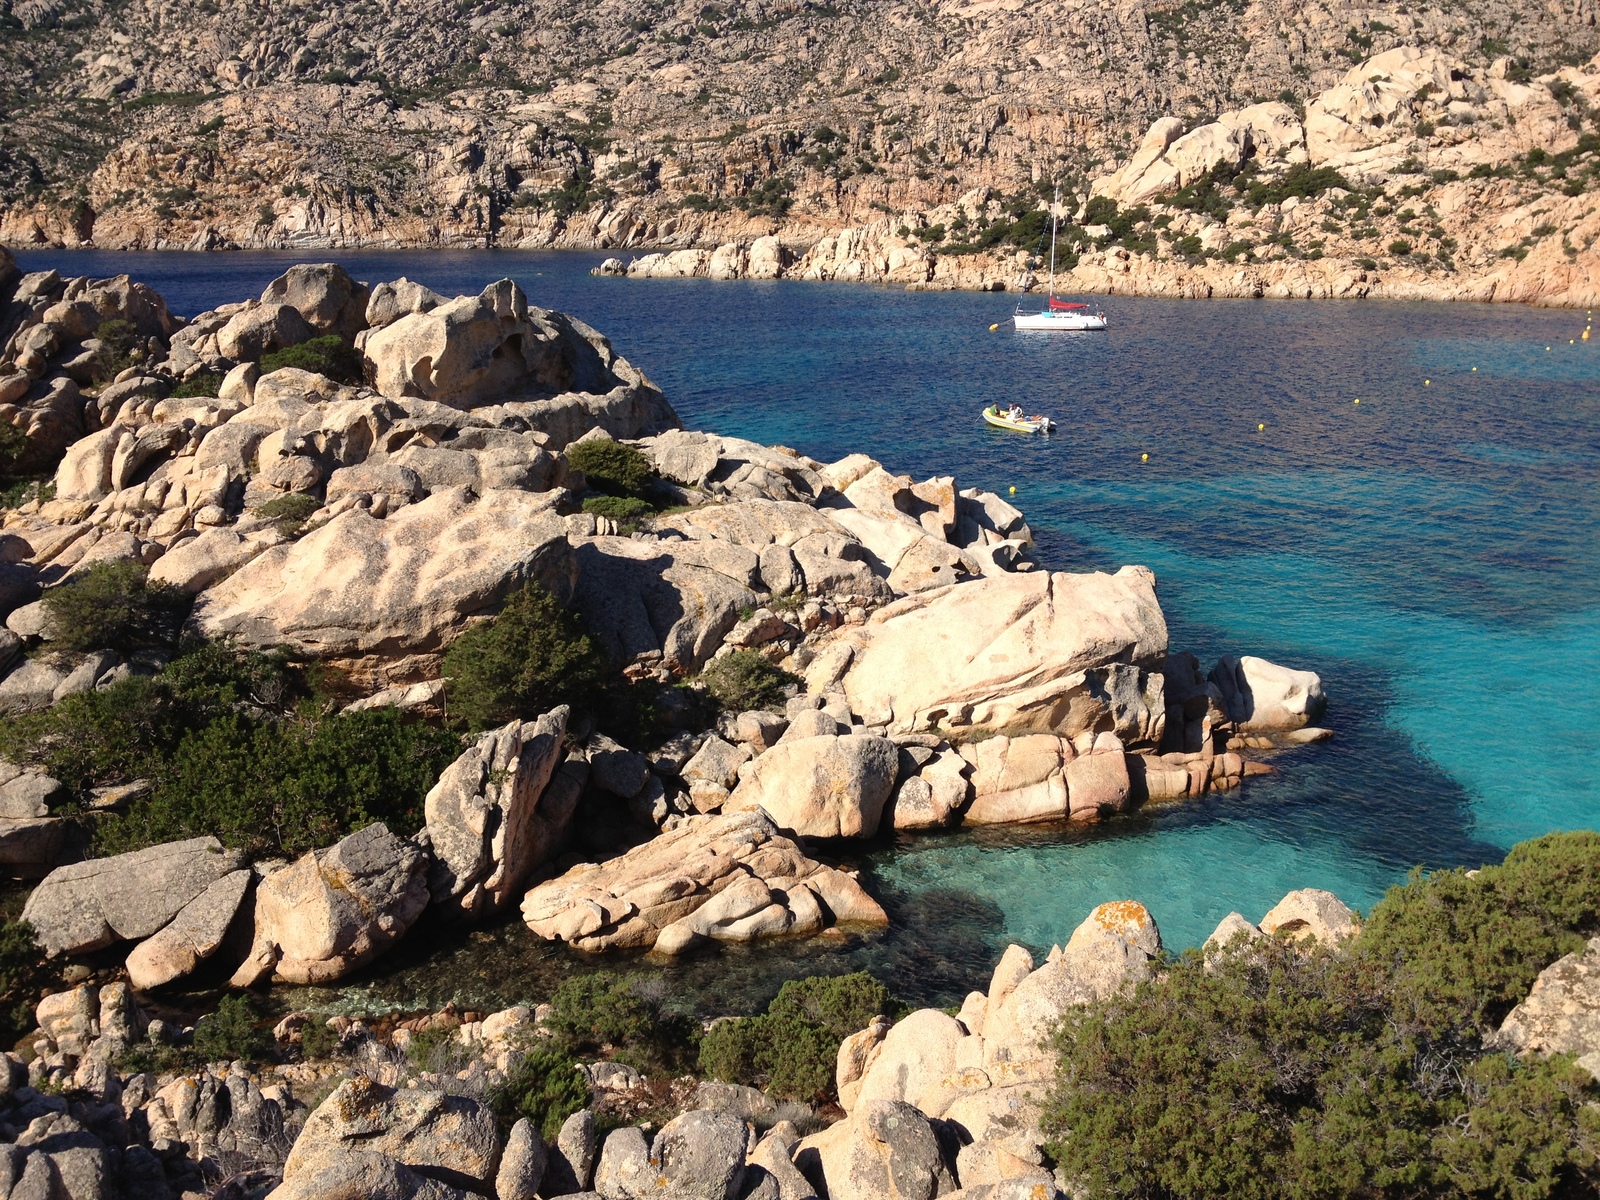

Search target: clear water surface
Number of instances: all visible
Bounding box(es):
[16,249,1600,1014]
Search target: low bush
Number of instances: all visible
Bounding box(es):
[486,1045,590,1141]
[1043,831,1600,1200]
[699,649,797,713]
[40,561,190,653]
[169,371,225,399]
[0,640,459,858]
[298,1018,339,1061]
[566,439,655,498]
[90,319,138,384]
[582,494,652,529]
[442,583,604,731]
[253,492,322,536]
[544,972,700,1075]
[100,705,460,858]
[699,972,895,1102]
[191,995,274,1063]
[0,920,52,1044]
[259,335,364,384]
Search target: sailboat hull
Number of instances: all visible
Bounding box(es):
[1013,310,1108,331]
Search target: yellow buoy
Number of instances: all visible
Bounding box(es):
[1008,486,1016,494]
[1354,398,1360,404]
[1424,380,1431,386]
[1257,423,1265,431]
[1472,366,1478,371]
[989,324,999,332]
[1141,453,1149,462]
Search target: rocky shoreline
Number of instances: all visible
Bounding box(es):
[0,252,1593,1197]
[591,47,1600,309]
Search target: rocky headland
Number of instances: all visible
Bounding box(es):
[0,252,1593,1198]
[5,1,1600,305]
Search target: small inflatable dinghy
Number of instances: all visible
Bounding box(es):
[983,405,1055,433]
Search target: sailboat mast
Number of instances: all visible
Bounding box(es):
[1046,186,1058,300]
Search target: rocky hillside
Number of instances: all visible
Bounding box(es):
[3,0,1600,303]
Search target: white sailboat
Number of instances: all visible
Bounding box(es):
[1013,188,1108,332]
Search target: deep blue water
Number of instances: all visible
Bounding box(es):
[16,248,1600,1011]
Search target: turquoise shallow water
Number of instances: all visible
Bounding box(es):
[15,249,1600,1009]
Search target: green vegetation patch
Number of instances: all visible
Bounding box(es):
[0,640,460,859]
[0,920,53,1044]
[40,561,189,654]
[259,334,364,385]
[699,972,896,1102]
[698,649,797,713]
[442,582,604,731]
[486,1045,591,1140]
[543,971,700,1076]
[1043,831,1600,1200]
[566,438,656,499]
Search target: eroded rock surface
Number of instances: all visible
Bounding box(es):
[520,810,886,955]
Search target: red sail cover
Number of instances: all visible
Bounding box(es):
[1049,297,1088,310]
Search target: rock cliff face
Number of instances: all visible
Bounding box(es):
[4,0,1599,304]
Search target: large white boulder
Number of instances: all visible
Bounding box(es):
[232,822,429,985]
[21,837,245,957]
[425,708,571,919]
[519,810,886,954]
[1209,655,1326,732]
[839,567,1168,742]
[727,733,899,839]
[189,486,574,665]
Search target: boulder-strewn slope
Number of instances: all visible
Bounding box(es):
[4,0,1600,302]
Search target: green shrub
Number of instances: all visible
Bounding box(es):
[486,1045,590,1141]
[170,371,225,398]
[1358,830,1600,1038]
[699,972,895,1102]
[1042,832,1600,1200]
[0,920,52,1044]
[192,995,273,1063]
[259,335,364,384]
[1389,238,1414,256]
[0,638,457,859]
[90,319,138,384]
[442,583,604,730]
[699,649,797,713]
[100,706,460,858]
[253,491,322,536]
[0,643,300,795]
[298,1018,338,1061]
[544,972,699,1075]
[40,561,190,653]
[582,494,652,528]
[566,439,655,498]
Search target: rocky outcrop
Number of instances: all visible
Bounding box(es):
[189,486,574,666]
[123,868,252,991]
[838,567,1169,741]
[520,810,887,955]
[363,280,670,433]
[425,708,573,919]
[278,1076,500,1199]
[727,733,900,839]
[233,822,430,986]
[1495,936,1600,1080]
[21,836,245,956]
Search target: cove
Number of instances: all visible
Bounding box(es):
[17,247,1600,1011]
